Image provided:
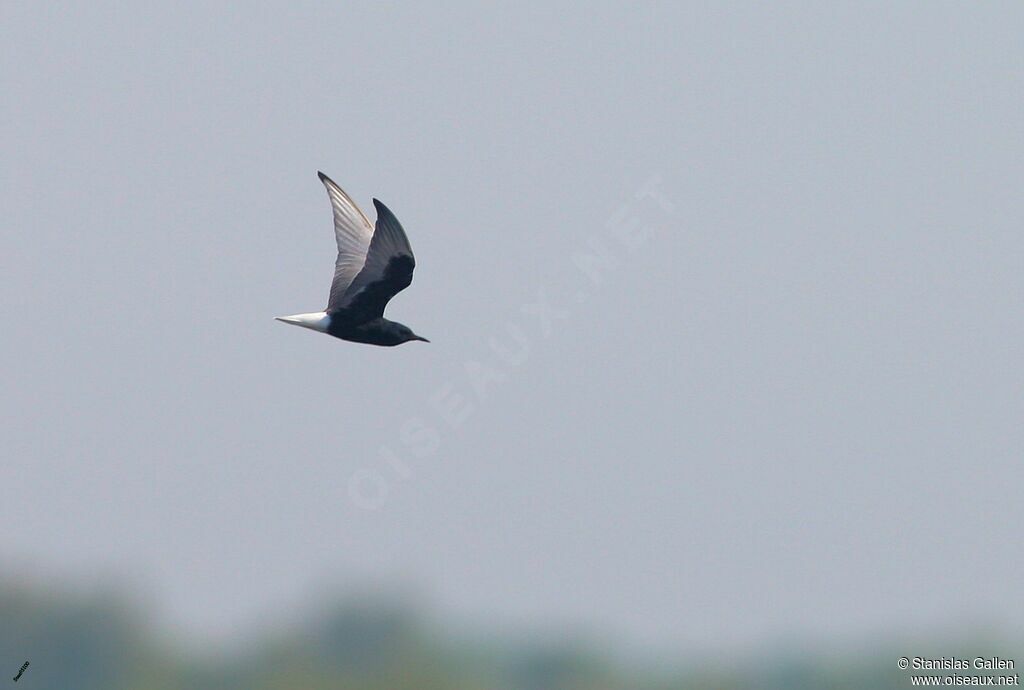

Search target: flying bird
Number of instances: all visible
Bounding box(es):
[276,172,429,346]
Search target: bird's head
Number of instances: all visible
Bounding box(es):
[394,322,429,345]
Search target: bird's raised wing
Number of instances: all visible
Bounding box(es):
[319,171,374,311]
[331,198,416,320]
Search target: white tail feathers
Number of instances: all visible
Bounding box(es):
[275,312,331,333]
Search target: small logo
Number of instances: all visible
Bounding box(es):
[13,661,29,682]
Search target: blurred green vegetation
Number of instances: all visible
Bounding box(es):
[0,581,1015,690]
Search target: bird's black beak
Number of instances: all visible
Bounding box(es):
[413,335,430,343]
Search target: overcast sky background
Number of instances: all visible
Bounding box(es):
[2,2,1023,656]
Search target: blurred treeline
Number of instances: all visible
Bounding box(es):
[0,581,1014,690]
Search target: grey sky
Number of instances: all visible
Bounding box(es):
[2,2,1022,654]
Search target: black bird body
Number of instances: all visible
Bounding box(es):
[328,316,420,347]
[276,172,428,346]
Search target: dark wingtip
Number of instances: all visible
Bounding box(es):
[317,170,330,183]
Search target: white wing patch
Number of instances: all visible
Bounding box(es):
[318,172,374,310]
